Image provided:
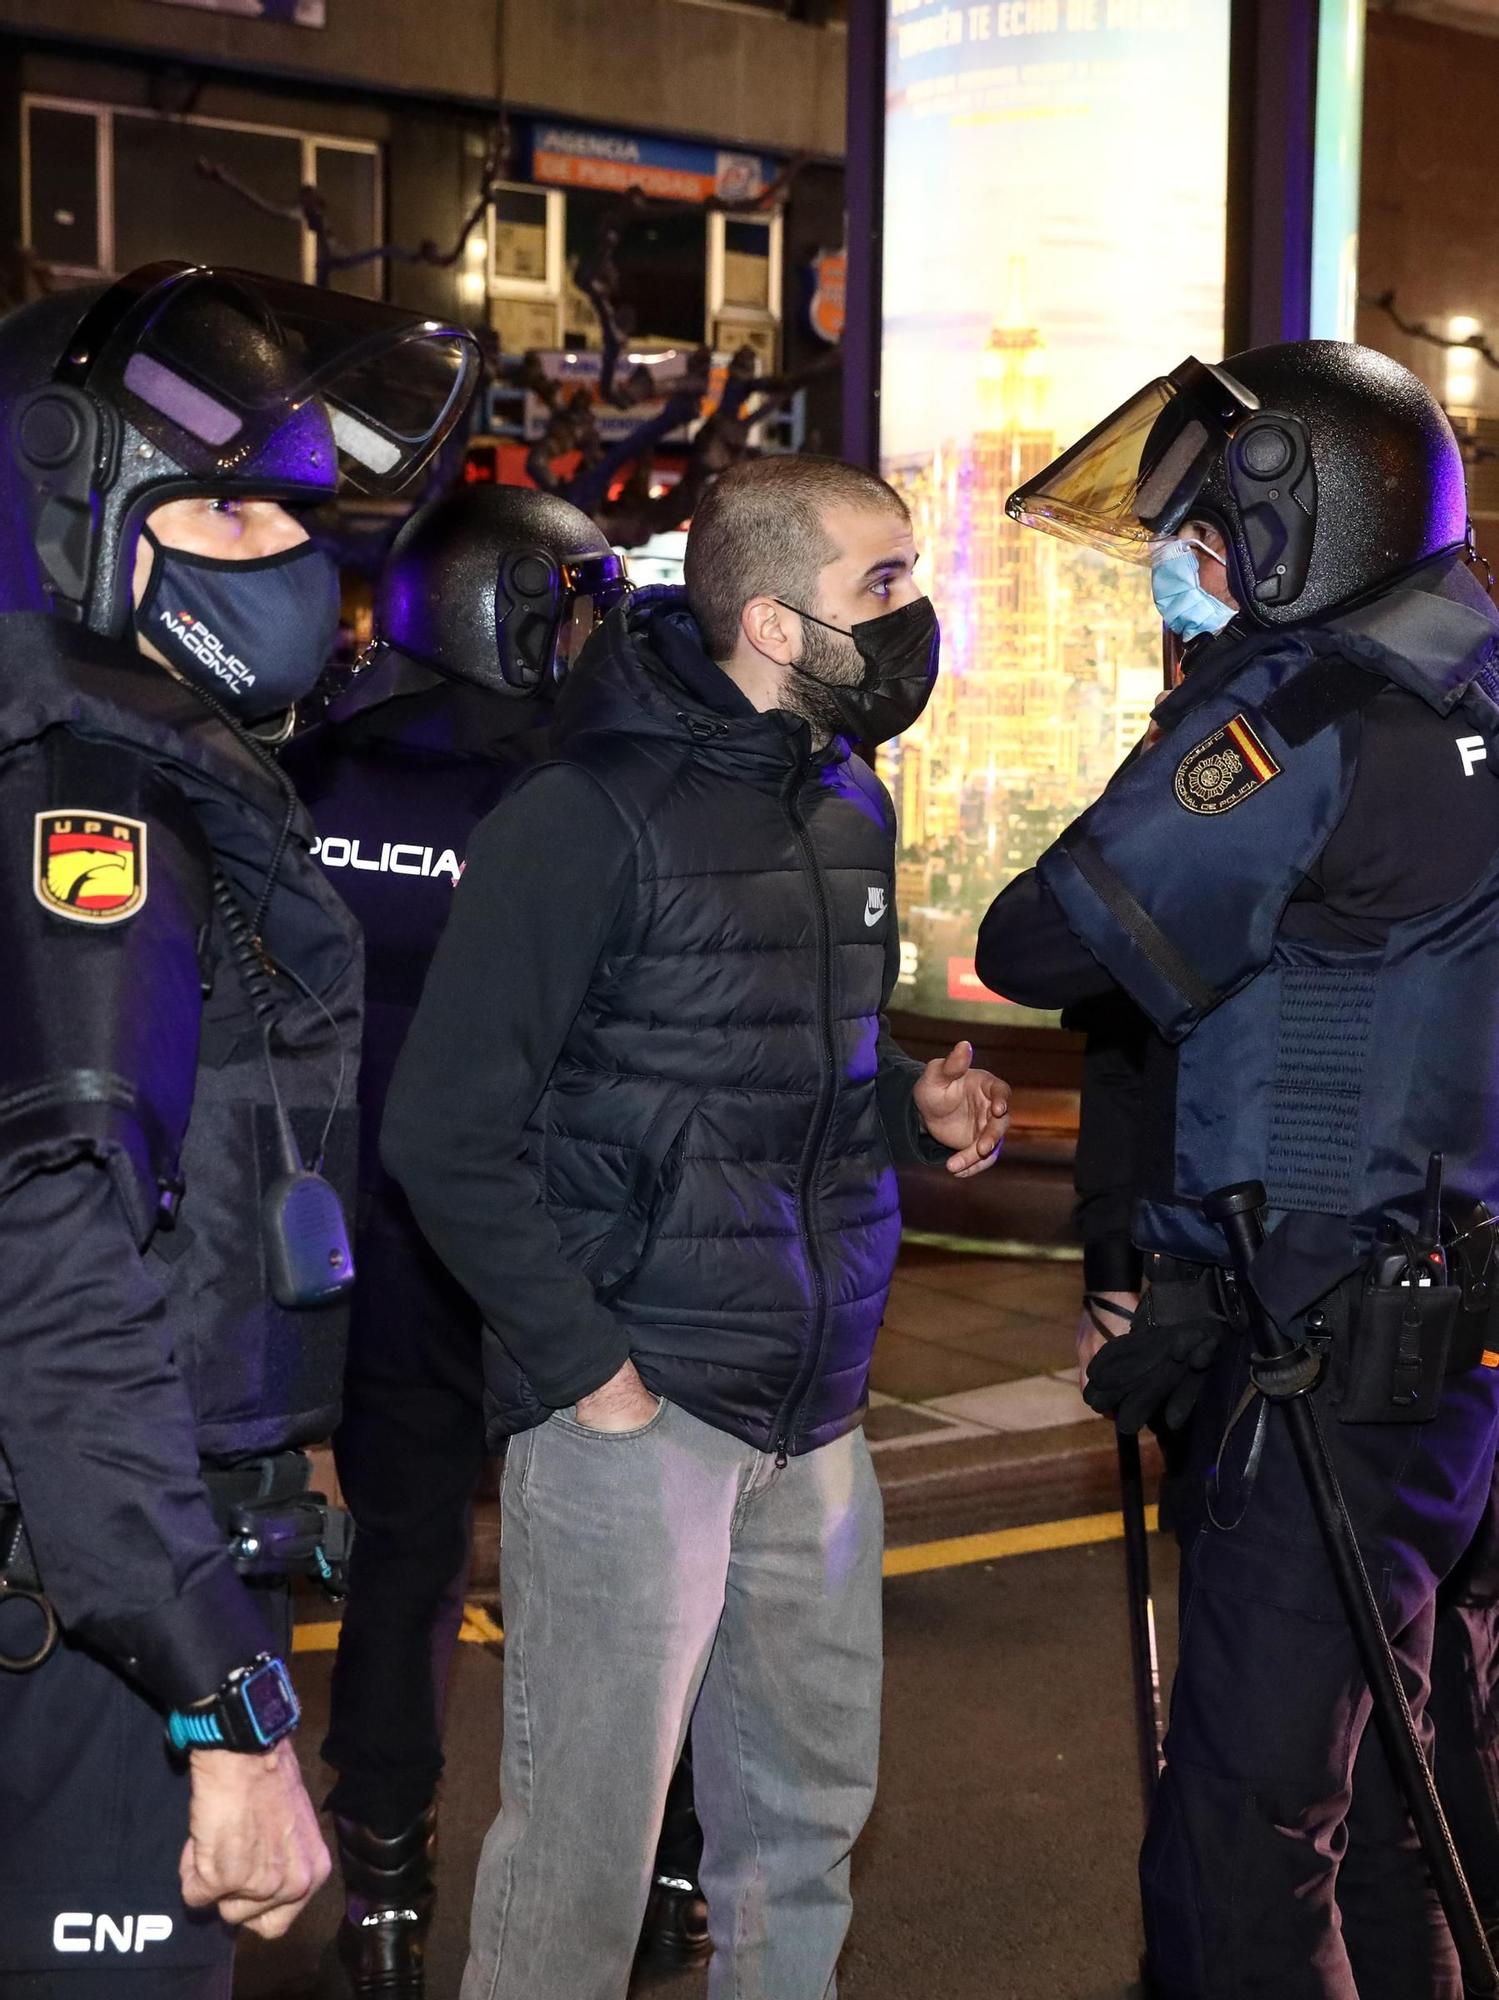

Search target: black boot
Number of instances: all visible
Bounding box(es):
[637,1869,712,1967]
[333,1806,438,1998]
[637,1745,711,1965]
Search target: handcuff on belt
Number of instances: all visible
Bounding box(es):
[0,1506,60,1673]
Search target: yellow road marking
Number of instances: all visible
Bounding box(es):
[293,1620,346,1654]
[290,1509,1159,1652]
[295,1605,508,1654]
[460,1603,506,1645]
[882,1505,1159,1577]
[899,1228,1082,1263]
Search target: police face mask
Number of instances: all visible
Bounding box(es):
[134,528,342,721]
[774,595,941,745]
[1150,537,1235,643]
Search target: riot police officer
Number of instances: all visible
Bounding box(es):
[977,342,1499,1999]
[0,263,475,1998]
[285,487,708,1996]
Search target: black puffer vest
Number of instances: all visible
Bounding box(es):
[0,616,362,1461]
[490,591,904,1455]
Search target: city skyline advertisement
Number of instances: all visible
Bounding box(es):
[879,0,1230,1023]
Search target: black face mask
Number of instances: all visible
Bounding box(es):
[774,595,940,745]
[135,528,342,722]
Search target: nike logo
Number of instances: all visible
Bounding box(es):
[864,886,888,927]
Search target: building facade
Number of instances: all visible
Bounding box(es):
[0,0,848,442]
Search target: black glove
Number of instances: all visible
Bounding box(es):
[1084,1287,1228,1434]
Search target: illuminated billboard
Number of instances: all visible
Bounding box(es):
[880,0,1231,1022]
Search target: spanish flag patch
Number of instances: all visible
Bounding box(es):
[1173,714,1282,816]
[34,809,148,925]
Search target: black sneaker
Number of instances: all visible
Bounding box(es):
[637,1872,712,1966]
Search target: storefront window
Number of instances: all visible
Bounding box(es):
[564,188,707,349]
[493,187,551,285]
[722,217,772,311]
[313,143,382,299]
[878,0,1230,1024]
[114,117,303,281]
[23,97,382,294]
[25,105,101,272]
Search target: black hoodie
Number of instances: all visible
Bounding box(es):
[383,589,941,1455]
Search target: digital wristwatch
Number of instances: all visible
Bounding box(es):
[167,1653,300,1754]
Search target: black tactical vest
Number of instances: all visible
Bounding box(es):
[0,615,362,1460]
[1037,562,1499,1290]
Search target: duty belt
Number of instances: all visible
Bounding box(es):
[1152,1252,1496,1379]
[0,1451,354,1675]
[201,1449,354,1597]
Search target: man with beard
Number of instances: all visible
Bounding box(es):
[382,453,1013,2000]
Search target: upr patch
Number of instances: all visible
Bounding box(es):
[34,810,148,924]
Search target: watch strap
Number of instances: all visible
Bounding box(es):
[167,1653,298,1754]
[167,1706,229,1751]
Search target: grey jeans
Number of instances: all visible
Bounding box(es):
[461,1398,884,2000]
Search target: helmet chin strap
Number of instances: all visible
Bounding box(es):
[1467,520,1495,594]
[1162,625,1185,689]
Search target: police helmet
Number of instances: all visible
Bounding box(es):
[1007,340,1468,627]
[373,484,630,698]
[0,263,479,636]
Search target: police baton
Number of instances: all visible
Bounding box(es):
[1203,1181,1499,1997]
[1116,1427,1164,1819]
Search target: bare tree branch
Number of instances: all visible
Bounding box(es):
[1361,289,1499,374]
[193,156,306,228]
[189,137,840,541]
[595,344,841,546]
[197,124,510,286]
[573,157,815,407]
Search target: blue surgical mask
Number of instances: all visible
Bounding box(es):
[1150,539,1235,642]
[135,529,341,721]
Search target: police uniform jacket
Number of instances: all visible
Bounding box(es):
[382,587,943,1456]
[283,678,545,1198]
[0,614,361,1707]
[283,680,550,1380]
[977,555,1499,1315]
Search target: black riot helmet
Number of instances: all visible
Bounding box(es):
[1007,341,1469,628]
[372,484,630,698]
[0,263,480,636]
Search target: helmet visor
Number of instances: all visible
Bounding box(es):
[554,551,630,671]
[1006,358,1259,562]
[61,264,480,496]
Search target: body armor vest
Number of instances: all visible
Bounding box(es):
[1038,563,1499,1274]
[0,615,362,1459]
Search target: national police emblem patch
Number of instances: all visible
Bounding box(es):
[1173,714,1282,815]
[33,810,148,924]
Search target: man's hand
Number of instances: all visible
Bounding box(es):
[912,1041,1012,1177]
[1075,1290,1140,1399]
[573,1357,660,1432]
[179,1739,329,1939]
